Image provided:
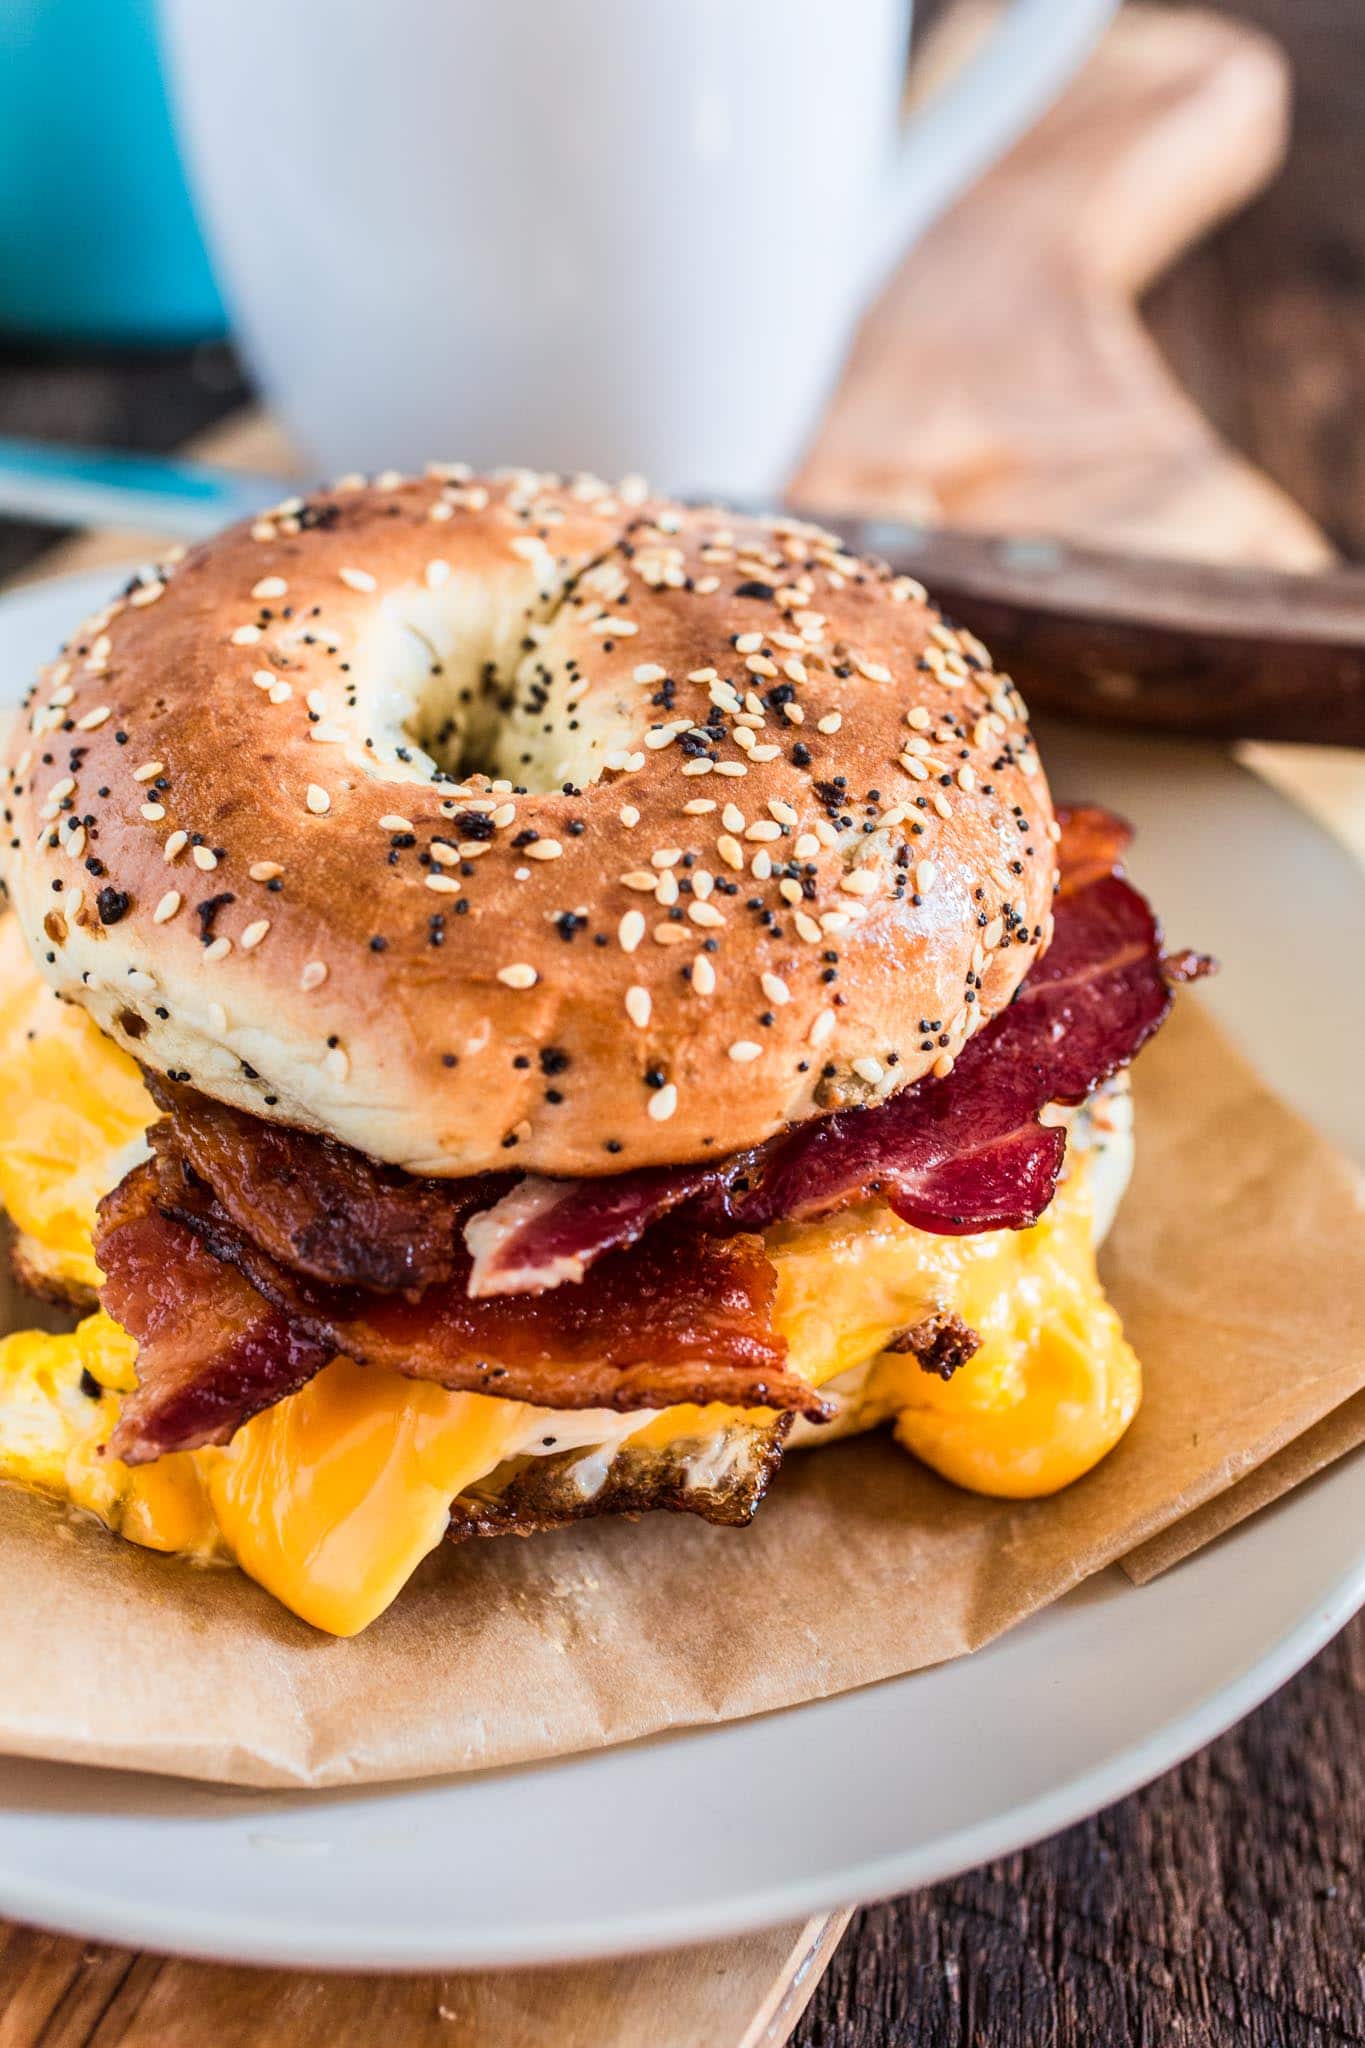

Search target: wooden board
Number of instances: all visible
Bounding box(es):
[3,7,1358,2044]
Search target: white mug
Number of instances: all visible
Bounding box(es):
[161,0,1118,499]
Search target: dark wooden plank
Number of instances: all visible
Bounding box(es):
[796,1620,1364,2046]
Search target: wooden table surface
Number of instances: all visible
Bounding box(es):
[0,2,1361,2043]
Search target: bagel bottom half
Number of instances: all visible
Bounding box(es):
[0,916,1139,1636]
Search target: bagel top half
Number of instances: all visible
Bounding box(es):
[0,470,1056,1178]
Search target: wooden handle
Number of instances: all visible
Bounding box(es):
[830,519,1365,747]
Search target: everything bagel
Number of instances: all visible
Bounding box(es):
[1,469,1055,1177]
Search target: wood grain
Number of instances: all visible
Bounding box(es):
[0,5,1361,2046]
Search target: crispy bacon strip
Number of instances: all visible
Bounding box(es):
[726,865,1174,1239]
[97,1155,818,1464]
[143,1075,501,1293]
[99,1165,331,1464]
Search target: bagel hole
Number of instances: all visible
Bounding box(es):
[383,597,626,795]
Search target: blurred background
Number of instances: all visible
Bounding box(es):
[0,0,1359,578]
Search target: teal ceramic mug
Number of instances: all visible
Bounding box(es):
[0,0,223,343]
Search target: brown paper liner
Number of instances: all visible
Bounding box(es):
[0,998,1361,1788]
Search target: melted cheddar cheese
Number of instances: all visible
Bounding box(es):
[0,922,1141,1633]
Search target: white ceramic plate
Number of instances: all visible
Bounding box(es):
[0,569,1362,1972]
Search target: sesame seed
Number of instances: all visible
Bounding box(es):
[809,1010,836,1046]
[164,831,188,863]
[379,814,414,832]
[907,706,932,730]
[619,909,645,952]
[140,802,166,822]
[252,576,288,600]
[621,870,658,893]
[722,804,745,833]
[957,764,976,792]
[339,566,377,592]
[761,972,791,1005]
[852,1056,884,1085]
[269,681,293,704]
[745,819,781,843]
[734,632,762,654]
[633,663,667,684]
[241,919,271,950]
[682,798,717,816]
[48,777,75,802]
[840,870,878,896]
[688,900,725,929]
[325,1046,350,1081]
[248,861,283,883]
[192,845,219,871]
[128,579,165,607]
[76,705,111,732]
[619,804,641,827]
[691,953,716,995]
[716,835,744,870]
[132,760,165,782]
[795,912,823,944]
[933,1051,956,1078]
[425,873,462,893]
[231,624,262,646]
[153,890,181,924]
[729,1040,762,1063]
[425,559,451,589]
[647,1081,678,1121]
[306,785,331,815]
[655,871,679,907]
[497,963,538,989]
[653,921,688,945]
[203,936,231,962]
[816,711,842,734]
[429,842,460,867]
[916,860,937,891]
[715,761,748,778]
[301,961,328,991]
[525,839,563,861]
[625,985,652,1027]
[899,754,929,780]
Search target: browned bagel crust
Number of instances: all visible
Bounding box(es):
[0,470,1056,1178]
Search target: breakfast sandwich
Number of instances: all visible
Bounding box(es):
[0,471,1208,1634]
